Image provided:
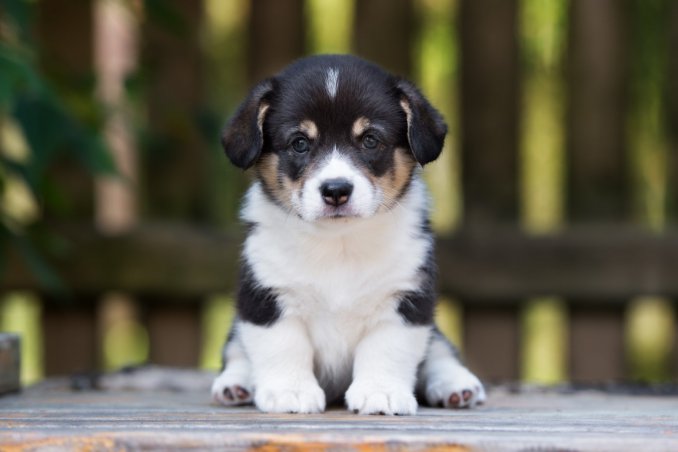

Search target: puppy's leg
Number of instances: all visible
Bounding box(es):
[417,327,486,408]
[240,317,326,414]
[345,322,430,415]
[211,323,254,406]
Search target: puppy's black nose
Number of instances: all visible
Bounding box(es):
[320,178,353,206]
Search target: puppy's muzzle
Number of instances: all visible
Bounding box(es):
[320,178,353,206]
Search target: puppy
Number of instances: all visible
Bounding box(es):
[211,55,485,415]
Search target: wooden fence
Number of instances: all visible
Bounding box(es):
[2,0,678,383]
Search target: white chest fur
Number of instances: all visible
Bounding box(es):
[240,178,432,398]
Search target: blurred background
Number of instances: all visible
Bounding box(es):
[0,0,677,386]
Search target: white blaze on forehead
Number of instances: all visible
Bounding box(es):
[315,149,356,180]
[325,68,339,99]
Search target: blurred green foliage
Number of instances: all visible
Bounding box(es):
[0,0,114,289]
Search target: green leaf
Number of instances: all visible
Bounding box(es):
[0,0,35,45]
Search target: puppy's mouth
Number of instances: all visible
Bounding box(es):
[317,205,362,220]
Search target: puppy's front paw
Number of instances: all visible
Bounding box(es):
[211,371,253,406]
[425,366,486,409]
[255,380,326,414]
[345,380,417,415]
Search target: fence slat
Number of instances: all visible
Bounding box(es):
[142,0,206,219]
[43,304,97,376]
[669,2,678,222]
[248,0,305,83]
[147,304,201,367]
[353,0,414,77]
[35,0,99,378]
[464,307,520,381]
[37,0,94,218]
[567,0,628,382]
[459,0,520,381]
[570,306,625,380]
[670,1,678,381]
[460,0,519,225]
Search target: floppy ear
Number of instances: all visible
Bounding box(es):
[221,79,275,169]
[396,79,448,166]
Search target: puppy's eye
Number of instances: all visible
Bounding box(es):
[362,134,379,150]
[291,137,310,153]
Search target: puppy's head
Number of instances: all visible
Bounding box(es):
[221,55,447,222]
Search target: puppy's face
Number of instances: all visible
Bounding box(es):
[222,55,447,222]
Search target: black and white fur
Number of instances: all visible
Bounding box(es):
[212,55,485,415]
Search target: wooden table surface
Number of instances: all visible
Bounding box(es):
[1,380,677,451]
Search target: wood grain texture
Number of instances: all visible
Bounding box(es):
[1,383,677,451]
[4,224,678,300]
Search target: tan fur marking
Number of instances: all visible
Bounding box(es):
[352,117,371,138]
[256,152,311,213]
[256,153,279,197]
[299,120,319,140]
[368,147,416,212]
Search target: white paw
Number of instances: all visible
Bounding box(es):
[345,380,417,415]
[211,371,253,406]
[254,380,326,414]
[425,366,486,409]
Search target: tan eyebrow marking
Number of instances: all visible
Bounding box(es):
[299,120,319,139]
[352,117,371,137]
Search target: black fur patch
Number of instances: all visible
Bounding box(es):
[237,263,281,326]
[396,79,448,165]
[397,247,437,325]
[221,79,274,169]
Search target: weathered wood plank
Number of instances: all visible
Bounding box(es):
[4,225,678,300]
[1,384,677,451]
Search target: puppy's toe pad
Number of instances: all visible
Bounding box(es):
[211,373,253,406]
[346,381,417,416]
[255,383,326,414]
[425,367,485,409]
